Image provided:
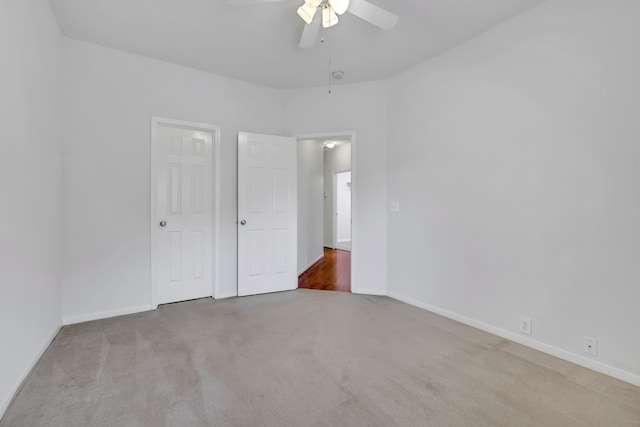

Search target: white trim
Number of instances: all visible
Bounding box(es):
[386,291,640,388]
[298,253,324,276]
[216,292,238,300]
[62,305,151,326]
[150,117,221,307]
[294,131,357,290]
[1,324,61,419]
[212,129,222,299]
[352,288,387,296]
[332,171,337,249]
[150,118,158,309]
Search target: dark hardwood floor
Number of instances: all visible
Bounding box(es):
[298,248,351,292]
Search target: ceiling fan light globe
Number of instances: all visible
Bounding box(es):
[297,3,317,24]
[329,0,349,15]
[322,6,338,28]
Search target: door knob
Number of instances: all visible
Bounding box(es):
[240,219,247,225]
[159,221,167,227]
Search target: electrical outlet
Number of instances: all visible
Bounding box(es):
[584,336,598,357]
[519,317,532,335]
[390,201,400,213]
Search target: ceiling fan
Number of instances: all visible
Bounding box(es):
[227,0,398,49]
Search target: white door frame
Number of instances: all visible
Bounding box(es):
[150,116,221,309]
[294,131,356,290]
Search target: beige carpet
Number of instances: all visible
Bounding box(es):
[2,290,639,426]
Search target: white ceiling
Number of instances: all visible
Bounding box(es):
[50,0,545,89]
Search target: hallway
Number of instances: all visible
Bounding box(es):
[298,248,351,292]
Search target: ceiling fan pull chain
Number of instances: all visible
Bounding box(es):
[328,33,332,94]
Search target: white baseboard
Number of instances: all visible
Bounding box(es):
[62,304,151,325]
[297,254,324,276]
[386,291,640,388]
[1,323,61,420]
[352,288,387,296]
[215,292,237,299]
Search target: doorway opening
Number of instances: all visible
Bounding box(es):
[296,134,353,292]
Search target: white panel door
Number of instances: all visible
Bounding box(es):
[335,170,352,251]
[154,123,214,304]
[238,132,297,296]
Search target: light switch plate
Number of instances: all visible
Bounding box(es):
[390,201,400,213]
[519,317,532,335]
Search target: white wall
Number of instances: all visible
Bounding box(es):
[323,143,352,247]
[284,83,388,294]
[297,139,324,273]
[0,0,63,416]
[388,0,640,383]
[61,39,284,321]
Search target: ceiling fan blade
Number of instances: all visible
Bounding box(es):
[226,0,284,6]
[347,0,398,30]
[299,17,321,49]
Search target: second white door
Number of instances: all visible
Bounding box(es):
[237,132,297,296]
